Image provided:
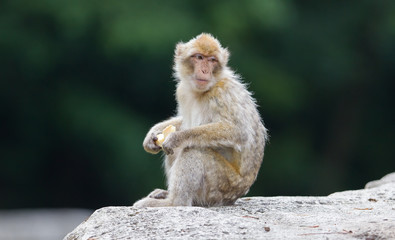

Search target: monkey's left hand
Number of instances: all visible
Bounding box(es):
[162,132,180,155]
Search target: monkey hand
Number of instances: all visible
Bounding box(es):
[155,125,176,147]
[161,132,179,155]
[143,132,162,154]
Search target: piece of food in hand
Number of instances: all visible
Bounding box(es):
[155,125,176,147]
[162,125,176,137]
[155,133,165,146]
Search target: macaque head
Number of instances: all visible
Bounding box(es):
[174,33,230,92]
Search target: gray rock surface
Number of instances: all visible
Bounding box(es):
[0,209,92,240]
[365,172,395,189]
[65,174,395,240]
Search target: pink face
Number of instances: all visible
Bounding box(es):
[190,53,219,90]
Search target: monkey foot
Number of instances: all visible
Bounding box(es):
[148,189,169,199]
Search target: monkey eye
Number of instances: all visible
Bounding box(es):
[208,57,217,62]
[193,54,204,60]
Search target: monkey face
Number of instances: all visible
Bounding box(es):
[189,53,219,92]
[173,33,229,93]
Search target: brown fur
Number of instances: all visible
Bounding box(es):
[193,34,221,56]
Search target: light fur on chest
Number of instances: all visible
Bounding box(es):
[179,95,212,129]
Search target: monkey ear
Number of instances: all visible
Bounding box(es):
[175,42,186,56]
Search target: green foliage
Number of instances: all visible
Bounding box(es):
[1,0,394,208]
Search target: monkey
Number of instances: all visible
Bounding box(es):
[133,33,268,208]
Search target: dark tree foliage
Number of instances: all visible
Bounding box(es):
[1,0,394,209]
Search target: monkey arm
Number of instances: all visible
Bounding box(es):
[162,121,243,155]
[184,122,242,149]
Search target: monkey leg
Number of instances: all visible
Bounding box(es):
[166,147,246,207]
[165,147,205,206]
[133,148,204,208]
[133,148,245,208]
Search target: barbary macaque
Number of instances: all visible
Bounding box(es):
[133,33,268,208]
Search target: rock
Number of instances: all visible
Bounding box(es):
[0,209,92,240]
[64,175,395,240]
[365,172,395,189]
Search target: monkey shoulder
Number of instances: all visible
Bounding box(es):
[210,79,258,118]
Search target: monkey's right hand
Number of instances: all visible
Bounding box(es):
[143,132,162,154]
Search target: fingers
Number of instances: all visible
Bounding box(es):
[162,144,174,155]
[143,134,162,154]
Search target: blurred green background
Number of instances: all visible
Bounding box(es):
[1,0,394,210]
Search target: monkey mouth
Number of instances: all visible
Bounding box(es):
[195,79,210,89]
[196,79,209,85]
